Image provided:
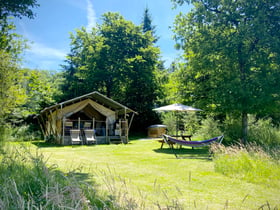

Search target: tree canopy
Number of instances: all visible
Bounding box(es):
[60,12,161,130]
[0,0,39,139]
[172,0,280,142]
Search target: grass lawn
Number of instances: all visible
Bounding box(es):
[29,139,279,209]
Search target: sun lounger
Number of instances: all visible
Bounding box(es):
[70,129,82,145]
[84,129,96,145]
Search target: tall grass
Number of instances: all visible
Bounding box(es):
[0,143,189,209]
[0,144,133,209]
[211,143,280,188]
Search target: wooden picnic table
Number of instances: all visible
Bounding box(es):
[159,135,192,149]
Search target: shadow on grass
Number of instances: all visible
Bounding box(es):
[153,147,213,160]
[32,141,65,148]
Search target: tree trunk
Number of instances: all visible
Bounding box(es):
[241,112,248,144]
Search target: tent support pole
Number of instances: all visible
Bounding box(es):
[106,117,109,143]
[128,113,135,131]
[78,117,80,130]
[62,117,65,145]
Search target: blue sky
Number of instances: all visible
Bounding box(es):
[15,0,191,71]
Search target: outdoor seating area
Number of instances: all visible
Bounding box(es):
[162,134,224,158]
[38,91,137,145]
[158,134,192,149]
[67,122,97,145]
[64,119,128,145]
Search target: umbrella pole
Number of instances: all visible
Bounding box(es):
[176,112,178,138]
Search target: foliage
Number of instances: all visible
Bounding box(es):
[0,0,39,141]
[1,69,61,141]
[0,0,38,53]
[0,51,26,120]
[195,117,222,139]
[160,111,201,135]
[3,123,42,142]
[160,112,177,135]
[212,144,280,188]
[159,62,182,104]
[142,7,158,42]
[21,69,61,114]
[0,0,39,19]
[222,115,243,144]
[182,112,201,135]
[61,12,161,130]
[221,115,280,147]
[248,117,280,148]
[172,0,280,143]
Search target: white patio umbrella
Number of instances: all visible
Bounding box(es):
[153,103,202,137]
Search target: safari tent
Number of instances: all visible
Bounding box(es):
[38,91,137,145]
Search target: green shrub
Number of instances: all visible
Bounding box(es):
[195,117,222,139]
[222,116,242,144]
[161,112,177,135]
[211,144,280,188]
[181,112,201,134]
[161,112,201,136]
[248,117,280,148]
[3,124,42,142]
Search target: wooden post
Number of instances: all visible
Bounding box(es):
[62,117,65,145]
[78,117,81,130]
[106,117,109,143]
[124,108,128,143]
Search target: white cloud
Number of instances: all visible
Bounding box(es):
[27,42,67,59]
[86,0,97,31]
[20,42,68,70]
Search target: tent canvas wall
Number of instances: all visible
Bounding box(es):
[38,91,137,145]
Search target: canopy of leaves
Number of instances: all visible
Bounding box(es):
[0,0,39,19]
[60,12,161,130]
[173,0,280,115]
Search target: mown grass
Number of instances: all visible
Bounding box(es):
[24,139,280,209]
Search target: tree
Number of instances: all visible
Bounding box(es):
[0,0,39,53]
[172,0,280,143]
[0,0,39,140]
[22,69,60,114]
[0,51,26,119]
[61,12,160,130]
[142,7,158,42]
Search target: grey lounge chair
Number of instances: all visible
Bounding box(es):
[84,129,96,145]
[70,129,82,145]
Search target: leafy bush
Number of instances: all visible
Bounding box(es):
[211,144,280,188]
[181,112,201,134]
[222,116,242,144]
[248,117,280,148]
[195,117,222,139]
[3,124,42,142]
[161,112,177,135]
[160,112,201,135]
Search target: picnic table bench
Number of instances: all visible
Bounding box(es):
[158,135,192,149]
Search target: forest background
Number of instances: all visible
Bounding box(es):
[0,0,280,148]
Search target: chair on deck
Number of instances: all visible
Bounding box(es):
[84,130,96,145]
[70,129,82,145]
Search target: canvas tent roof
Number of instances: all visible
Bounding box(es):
[40,91,137,116]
